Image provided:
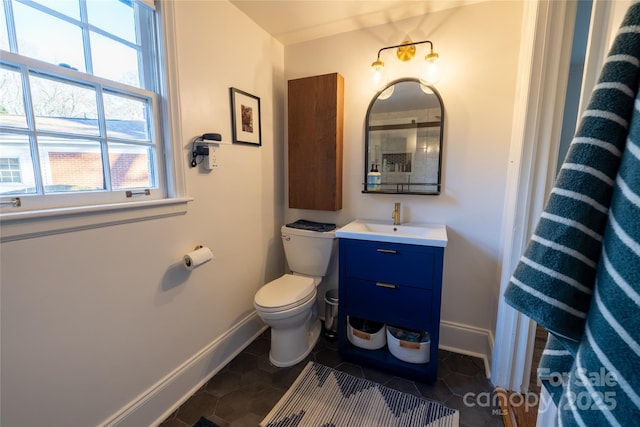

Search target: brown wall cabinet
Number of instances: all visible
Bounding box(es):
[288,73,344,211]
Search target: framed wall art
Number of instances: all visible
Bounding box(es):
[230,87,262,146]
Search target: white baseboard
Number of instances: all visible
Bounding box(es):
[100,312,266,427]
[438,320,494,379]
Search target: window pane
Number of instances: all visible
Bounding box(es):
[32,0,80,20]
[0,66,27,129]
[103,92,150,141]
[109,143,154,190]
[0,133,36,194]
[30,73,99,136]
[38,136,104,192]
[86,0,135,43]
[90,31,140,87]
[1,2,9,51]
[13,2,85,72]
[2,0,166,211]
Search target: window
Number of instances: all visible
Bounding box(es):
[0,0,169,212]
[0,157,22,183]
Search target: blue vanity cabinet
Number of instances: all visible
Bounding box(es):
[337,238,445,382]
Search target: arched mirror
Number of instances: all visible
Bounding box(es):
[363,78,444,195]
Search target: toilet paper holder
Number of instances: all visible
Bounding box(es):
[183,245,213,269]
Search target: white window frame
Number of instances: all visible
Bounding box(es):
[0,0,189,242]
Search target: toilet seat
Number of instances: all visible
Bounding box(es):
[254,274,316,313]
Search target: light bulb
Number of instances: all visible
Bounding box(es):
[369,59,388,92]
[421,49,441,85]
[420,60,440,85]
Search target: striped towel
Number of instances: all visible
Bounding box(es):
[504,3,640,424]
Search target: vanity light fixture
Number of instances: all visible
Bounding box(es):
[370,39,440,90]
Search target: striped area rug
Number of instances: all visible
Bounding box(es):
[260,362,458,427]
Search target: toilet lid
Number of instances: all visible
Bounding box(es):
[255,274,316,312]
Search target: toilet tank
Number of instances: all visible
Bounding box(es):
[281,225,336,277]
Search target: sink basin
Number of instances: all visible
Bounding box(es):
[335,219,447,247]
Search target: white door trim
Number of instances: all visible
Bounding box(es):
[491,0,576,392]
[492,0,621,396]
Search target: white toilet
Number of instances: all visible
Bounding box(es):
[254,224,336,367]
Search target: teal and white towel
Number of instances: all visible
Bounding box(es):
[504,3,640,425]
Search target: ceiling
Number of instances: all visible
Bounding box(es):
[228,1,482,45]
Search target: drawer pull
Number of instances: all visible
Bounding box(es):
[376,248,398,254]
[376,282,398,289]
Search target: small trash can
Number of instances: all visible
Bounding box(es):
[324,289,339,340]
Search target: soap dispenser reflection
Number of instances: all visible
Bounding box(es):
[367,164,381,191]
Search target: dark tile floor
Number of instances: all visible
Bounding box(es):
[160,329,503,427]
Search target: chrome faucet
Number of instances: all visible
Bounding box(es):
[392,202,401,225]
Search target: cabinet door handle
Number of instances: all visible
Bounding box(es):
[376,248,398,254]
[376,282,398,289]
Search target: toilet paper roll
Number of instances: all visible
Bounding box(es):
[183,246,213,270]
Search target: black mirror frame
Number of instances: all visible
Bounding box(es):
[363,78,445,195]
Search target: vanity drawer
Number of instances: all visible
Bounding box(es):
[342,240,438,289]
[344,278,432,330]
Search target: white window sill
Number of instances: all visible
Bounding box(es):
[0,197,192,242]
